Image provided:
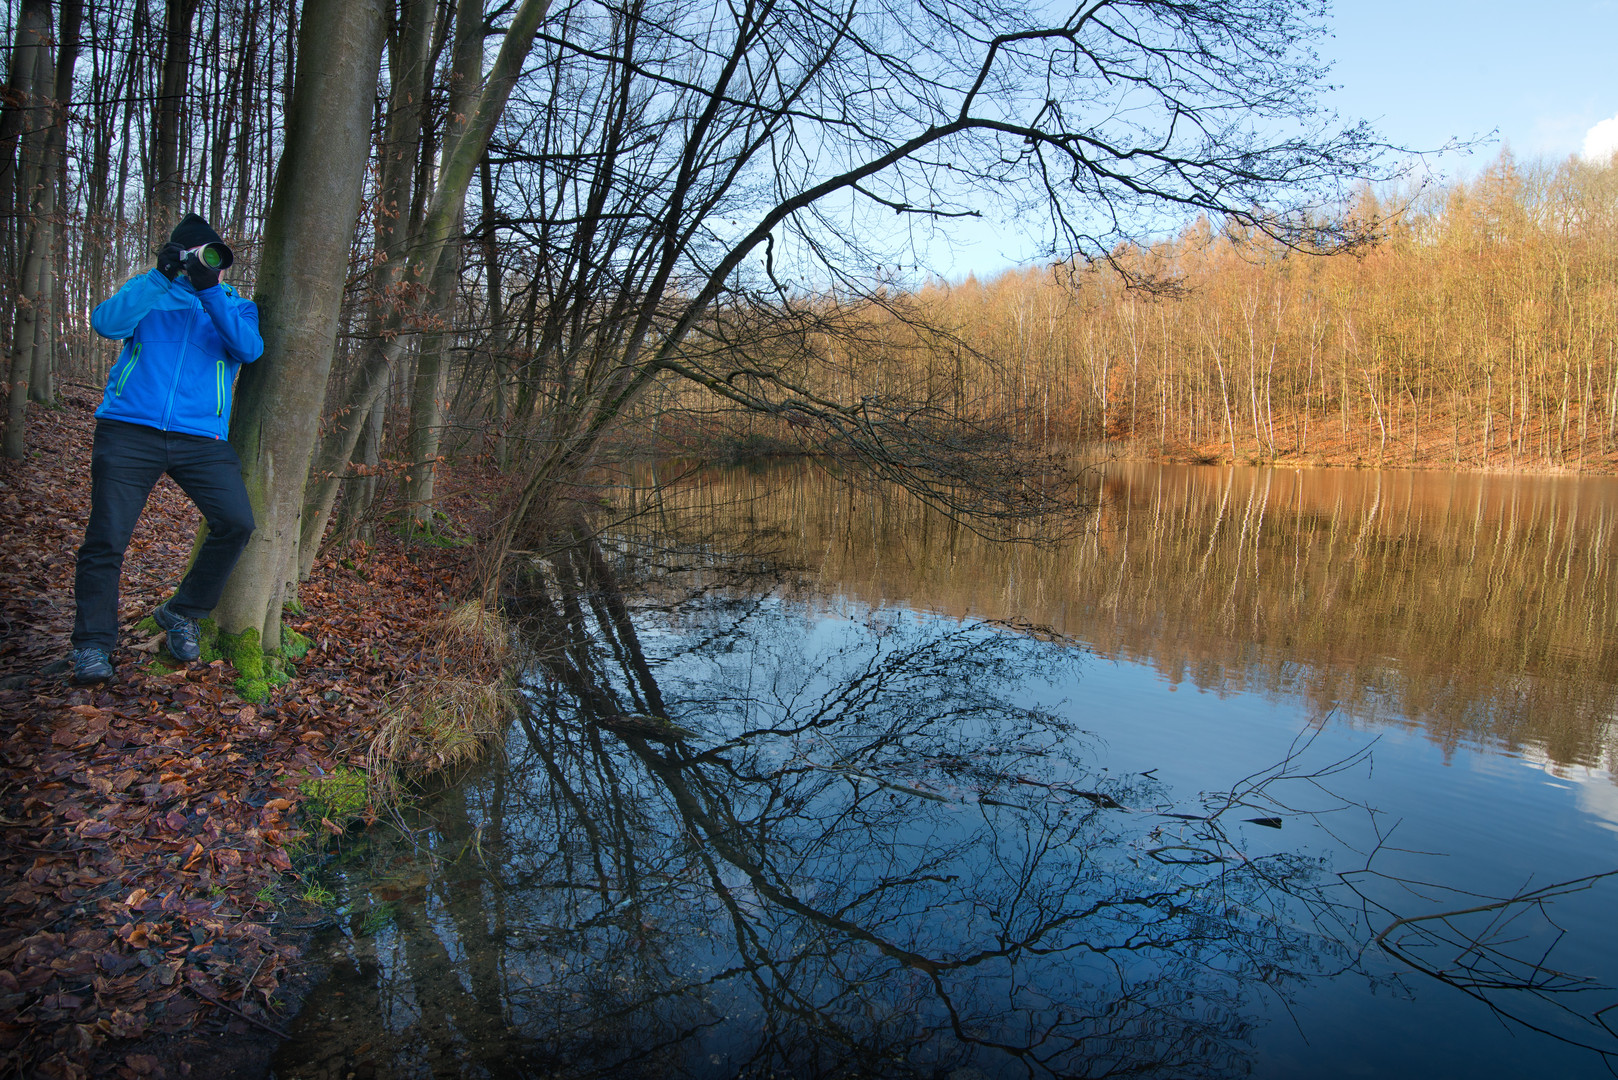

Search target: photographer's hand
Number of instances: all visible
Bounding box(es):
[156,242,185,281]
[185,251,221,292]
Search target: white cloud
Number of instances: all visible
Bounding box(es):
[1582,114,1618,162]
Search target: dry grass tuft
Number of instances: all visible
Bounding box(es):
[366,601,515,803]
[440,598,513,661]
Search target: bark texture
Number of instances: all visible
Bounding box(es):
[149,0,199,247]
[401,0,483,528]
[2,0,56,458]
[296,0,552,572]
[213,0,387,646]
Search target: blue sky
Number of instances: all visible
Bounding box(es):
[1325,0,1618,169]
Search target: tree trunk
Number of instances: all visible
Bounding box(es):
[231,0,260,239]
[332,389,387,544]
[211,0,387,647]
[480,154,511,469]
[1,0,52,316]
[400,0,483,529]
[82,3,123,324]
[26,0,83,406]
[3,3,56,458]
[403,248,459,527]
[296,0,552,572]
[28,241,53,403]
[149,0,199,246]
[308,0,435,566]
[0,0,51,186]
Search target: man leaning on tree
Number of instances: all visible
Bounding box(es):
[67,213,263,684]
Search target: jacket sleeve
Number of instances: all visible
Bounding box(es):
[89,269,173,340]
[197,286,265,365]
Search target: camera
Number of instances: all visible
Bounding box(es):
[184,241,234,271]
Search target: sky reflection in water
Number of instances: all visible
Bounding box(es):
[274,464,1618,1080]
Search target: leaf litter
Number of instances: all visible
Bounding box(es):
[0,391,501,1079]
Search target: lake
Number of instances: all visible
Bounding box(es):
[272,462,1618,1079]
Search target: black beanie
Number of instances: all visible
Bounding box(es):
[169,212,223,249]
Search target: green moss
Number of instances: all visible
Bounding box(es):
[284,594,305,617]
[280,628,312,660]
[207,624,309,702]
[300,766,370,825]
[234,677,270,702]
[216,626,267,700]
[227,627,265,678]
[196,618,221,663]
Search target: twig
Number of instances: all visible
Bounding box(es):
[185,984,290,1039]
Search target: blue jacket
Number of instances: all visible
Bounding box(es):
[90,268,264,440]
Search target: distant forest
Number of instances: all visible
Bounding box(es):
[665,152,1618,471]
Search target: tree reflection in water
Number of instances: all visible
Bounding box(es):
[274,536,1618,1080]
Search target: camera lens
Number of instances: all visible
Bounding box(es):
[201,245,223,269]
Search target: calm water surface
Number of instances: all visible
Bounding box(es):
[273,463,1618,1079]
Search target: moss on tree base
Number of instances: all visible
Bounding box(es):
[136,610,308,702]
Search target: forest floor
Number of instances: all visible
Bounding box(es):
[0,389,505,1080]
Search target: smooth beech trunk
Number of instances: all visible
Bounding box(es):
[296,0,552,576]
[212,0,386,648]
[331,0,433,542]
[403,248,459,527]
[401,0,482,529]
[0,0,50,304]
[25,0,81,408]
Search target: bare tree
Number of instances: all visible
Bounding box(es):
[419,0,1400,583]
[211,0,388,647]
[148,0,200,246]
[294,0,554,577]
[3,0,79,457]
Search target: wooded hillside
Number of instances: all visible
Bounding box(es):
[664,152,1618,470]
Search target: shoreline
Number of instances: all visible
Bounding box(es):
[643,423,1618,478]
[1095,449,1618,478]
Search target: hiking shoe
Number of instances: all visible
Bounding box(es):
[71,647,114,684]
[153,602,201,662]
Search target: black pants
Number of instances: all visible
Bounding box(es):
[72,419,256,652]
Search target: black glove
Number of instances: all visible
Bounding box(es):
[185,250,221,292]
[156,242,185,281]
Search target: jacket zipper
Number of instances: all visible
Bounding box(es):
[215,360,225,417]
[115,343,142,396]
[160,302,199,430]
